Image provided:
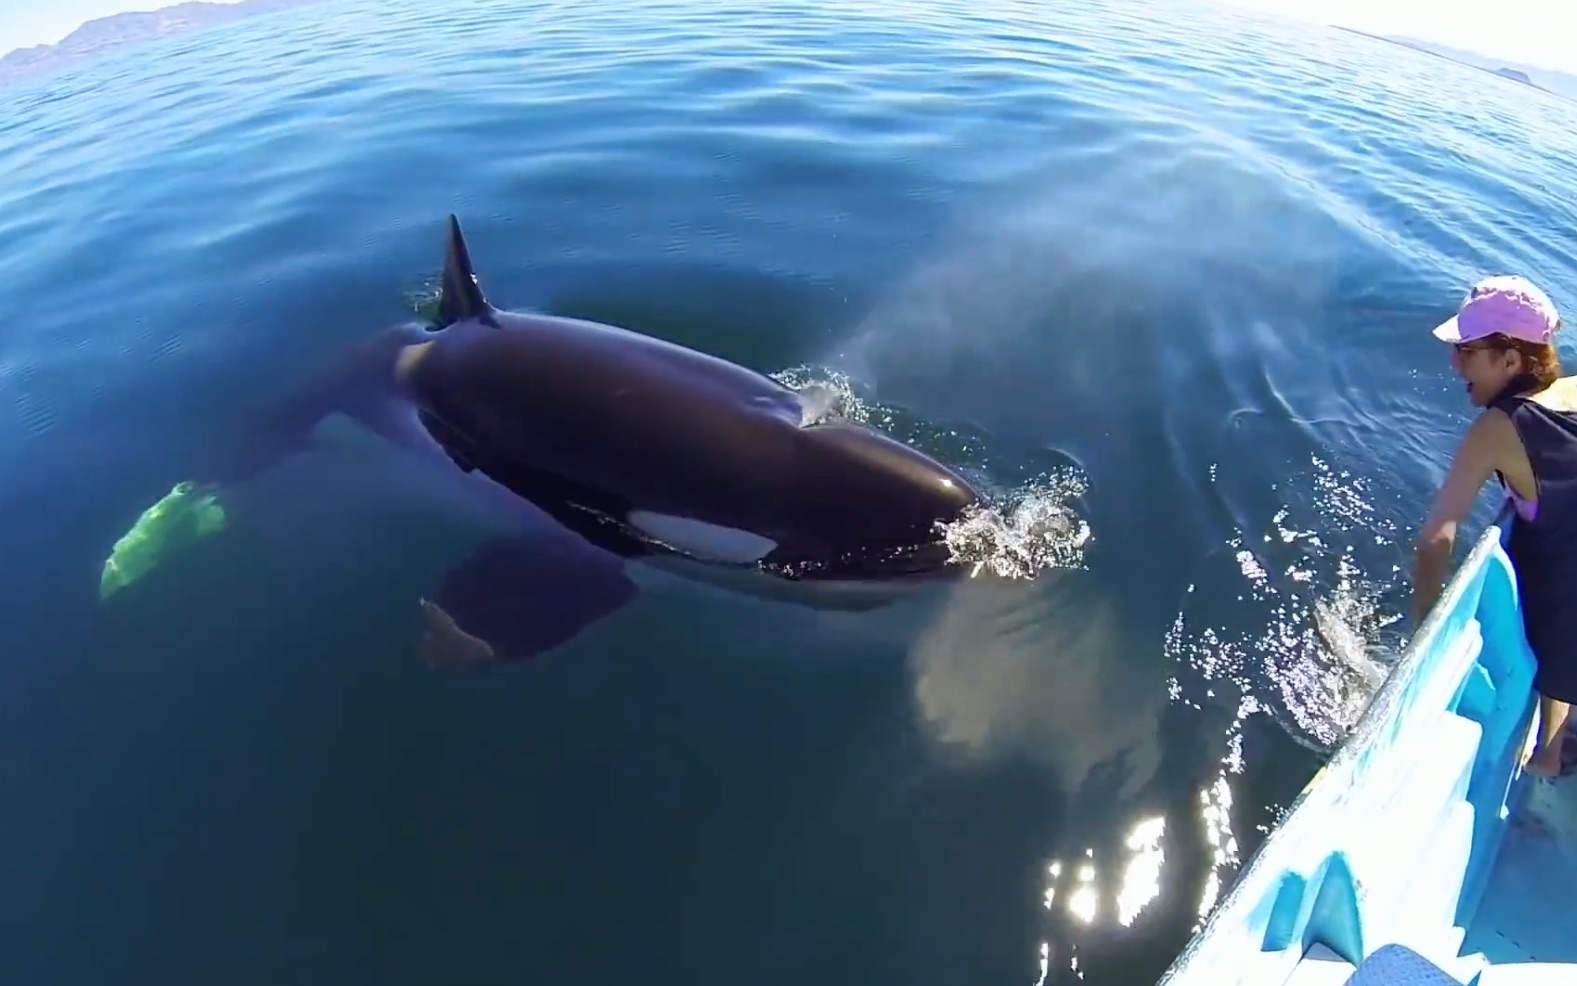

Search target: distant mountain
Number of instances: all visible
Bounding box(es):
[0,0,319,88]
[1332,26,1577,103]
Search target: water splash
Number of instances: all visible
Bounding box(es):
[771,364,873,426]
[937,481,1092,580]
[1165,454,1407,755]
[774,362,1094,580]
[404,279,443,323]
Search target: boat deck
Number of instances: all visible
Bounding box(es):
[1461,756,1577,968]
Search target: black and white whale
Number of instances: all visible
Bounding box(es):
[202,215,986,666]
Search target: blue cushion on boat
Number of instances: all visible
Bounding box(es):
[1343,945,1464,986]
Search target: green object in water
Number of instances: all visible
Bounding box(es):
[99,481,228,599]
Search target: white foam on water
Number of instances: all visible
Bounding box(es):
[936,480,1093,580]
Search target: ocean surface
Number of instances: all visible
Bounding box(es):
[2,0,1575,983]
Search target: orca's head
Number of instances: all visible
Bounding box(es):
[759,422,983,585]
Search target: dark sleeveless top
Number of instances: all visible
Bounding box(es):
[1489,381,1577,703]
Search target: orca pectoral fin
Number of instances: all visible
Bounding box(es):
[419,535,639,668]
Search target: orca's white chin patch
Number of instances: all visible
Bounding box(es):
[627,510,778,563]
[633,552,932,613]
[624,512,945,612]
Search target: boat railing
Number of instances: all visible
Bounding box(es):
[1155,502,1536,985]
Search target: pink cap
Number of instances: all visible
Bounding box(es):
[1432,274,1560,346]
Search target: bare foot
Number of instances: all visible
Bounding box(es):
[418,598,497,669]
[1524,745,1563,778]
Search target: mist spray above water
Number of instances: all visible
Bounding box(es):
[801,139,1416,753]
[780,160,1423,965]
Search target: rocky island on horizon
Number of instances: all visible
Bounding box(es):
[1330,25,1575,101]
[0,0,319,88]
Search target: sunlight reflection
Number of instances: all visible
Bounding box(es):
[1116,815,1166,927]
[1032,775,1241,983]
[1043,859,1062,910]
[1068,854,1098,925]
[1198,768,1241,923]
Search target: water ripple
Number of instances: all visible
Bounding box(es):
[2,0,1577,983]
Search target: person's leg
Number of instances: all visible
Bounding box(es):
[1525,694,1572,776]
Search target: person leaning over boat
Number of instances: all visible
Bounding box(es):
[1411,274,1575,778]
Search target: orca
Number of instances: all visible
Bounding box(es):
[203,215,986,667]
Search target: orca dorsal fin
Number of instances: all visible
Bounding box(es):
[436,214,498,329]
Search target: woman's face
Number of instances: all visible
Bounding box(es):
[1451,339,1520,407]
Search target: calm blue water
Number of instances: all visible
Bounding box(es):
[2,0,1576,983]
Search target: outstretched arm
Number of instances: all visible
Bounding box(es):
[1410,410,1510,627]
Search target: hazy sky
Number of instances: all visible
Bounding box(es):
[1210,0,1575,73]
[1,0,1573,74]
